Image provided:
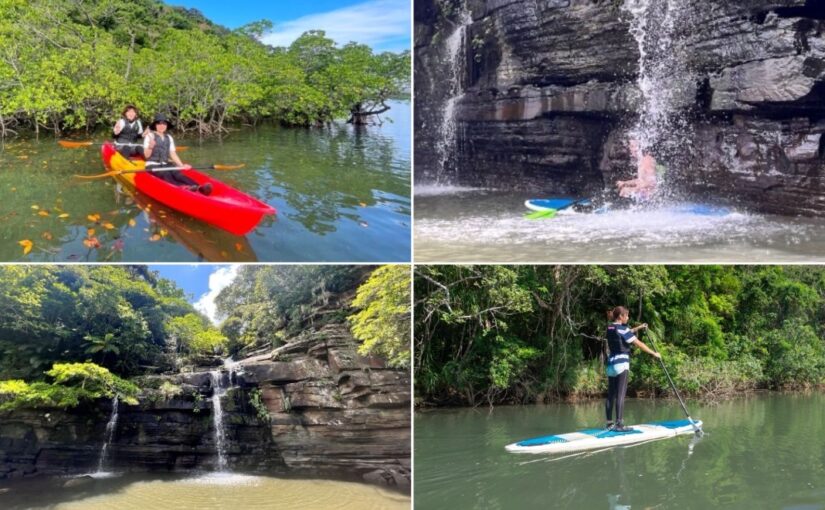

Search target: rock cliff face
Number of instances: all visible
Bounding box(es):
[0,328,410,490]
[415,0,825,215]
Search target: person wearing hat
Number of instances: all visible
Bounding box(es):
[113,105,144,157]
[143,114,211,195]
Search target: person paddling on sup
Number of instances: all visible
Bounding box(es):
[605,306,661,432]
[143,114,211,195]
[617,139,658,201]
[113,105,144,158]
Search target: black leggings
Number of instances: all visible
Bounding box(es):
[116,144,144,158]
[606,370,629,424]
[149,166,198,188]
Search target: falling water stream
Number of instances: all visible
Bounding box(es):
[94,397,118,475]
[434,2,473,184]
[209,370,229,472]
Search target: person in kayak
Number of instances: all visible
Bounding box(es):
[605,306,661,432]
[113,105,144,157]
[616,139,658,201]
[143,114,211,195]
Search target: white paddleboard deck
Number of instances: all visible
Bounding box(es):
[506,419,702,454]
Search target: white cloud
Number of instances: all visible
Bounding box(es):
[261,0,410,52]
[195,265,240,324]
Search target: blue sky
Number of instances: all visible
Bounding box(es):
[167,0,411,52]
[149,265,240,323]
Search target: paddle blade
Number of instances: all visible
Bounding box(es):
[524,209,557,220]
[73,170,122,180]
[58,140,93,148]
[211,163,245,171]
[177,146,189,152]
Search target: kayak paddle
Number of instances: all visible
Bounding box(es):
[59,140,189,151]
[75,164,245,180]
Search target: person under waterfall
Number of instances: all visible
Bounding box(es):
[605,306,661,432]
[616,139,659,201]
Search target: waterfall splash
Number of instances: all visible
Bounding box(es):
[95,396,119,474]
[621,0,696,177]
[435,2,472,184]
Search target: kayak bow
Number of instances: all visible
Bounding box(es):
[101,142,275,236]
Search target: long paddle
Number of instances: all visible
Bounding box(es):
[644,329,704,436]
[74,163,245,180]
[59,140,189,151]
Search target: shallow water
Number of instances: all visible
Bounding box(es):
[414,393,825,510]
[0,101,410,262]
[414,189,825,262]
[0,472,410,510]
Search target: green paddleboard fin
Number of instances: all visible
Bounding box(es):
[524,209,558,220]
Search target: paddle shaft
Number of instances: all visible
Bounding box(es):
[644,333,702,434]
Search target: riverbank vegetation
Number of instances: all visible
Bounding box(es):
[0,264,411,411]
[0,0,410,138]
[414,265,825,407]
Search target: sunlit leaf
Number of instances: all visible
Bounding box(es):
[37,210,49,217]
[87,214,100,222]
[102,222,115,230]
[87,228,95,236]
[58,213,69,219]
[18,240,33,255]
[31,205,39,210]
[128,219,137,227]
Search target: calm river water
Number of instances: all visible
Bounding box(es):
[0,101,410,262]
[415,393,825,509]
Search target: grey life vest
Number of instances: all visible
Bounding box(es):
[115,119,142,143]
[147,133,172,165]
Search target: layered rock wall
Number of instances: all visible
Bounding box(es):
[415,0,825,215]
[0,326,410,490]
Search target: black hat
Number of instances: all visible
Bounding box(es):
[149,113,173,130]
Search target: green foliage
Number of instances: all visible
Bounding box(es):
[215,266,371,354]
[348,265,411,368]
[415,266,825,406]
[248,388,270,423]
[0,1,409,136]
[0,266,203,380]
[158,381,183,400]
[166,313,227,357]
[0,362,139,410]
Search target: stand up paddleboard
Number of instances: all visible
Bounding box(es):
[505,419,702,454]
[525,198,590,212]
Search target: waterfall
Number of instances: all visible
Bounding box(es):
[209,370,228,471]
[435,3,473,184]
[621,0,696,174]
[96,396,119,473]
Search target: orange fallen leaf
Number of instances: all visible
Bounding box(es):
[235,243,244,252]
[128,219,137,227]
[37,210,49,217]
[18,240,33,255]
[102,222,115,230]
[83,237,101,249]
[149,234,161,242]
[87,228,95,236]
[58,213,69,219]
[87,214,100,222]
[42,232,53,240]
[159,229,168,237]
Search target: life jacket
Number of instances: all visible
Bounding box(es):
[115,118,142,143]
[147,133,172,165]
[605,322,632,367]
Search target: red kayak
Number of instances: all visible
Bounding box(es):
[101,142,275,236]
